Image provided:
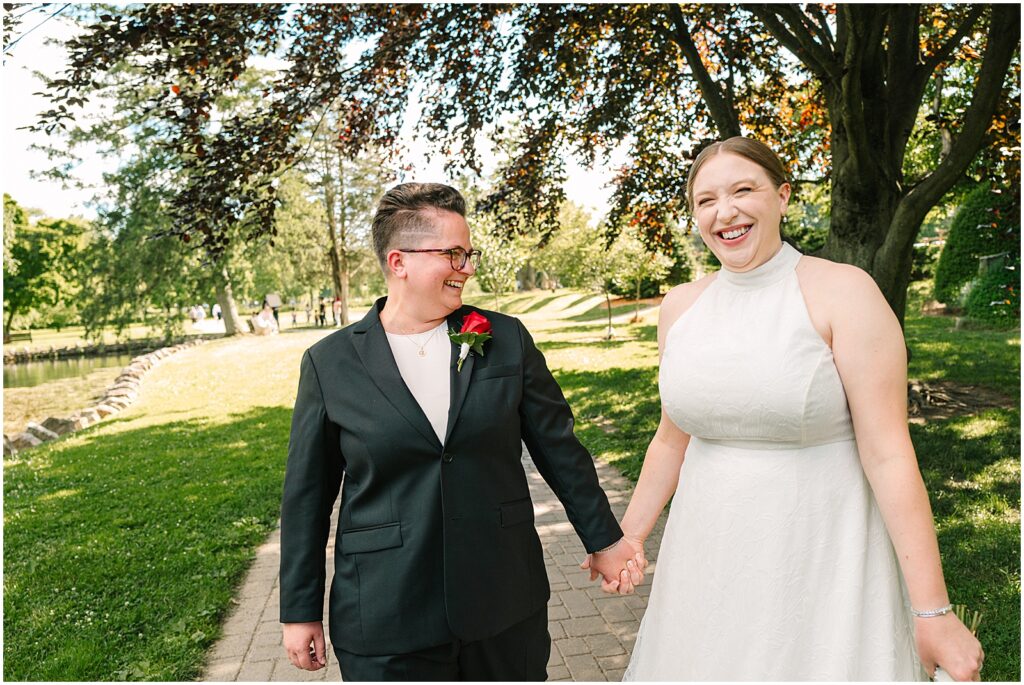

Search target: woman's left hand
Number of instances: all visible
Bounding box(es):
[914,613,984,681]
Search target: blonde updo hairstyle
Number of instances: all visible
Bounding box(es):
[685,137,789,213]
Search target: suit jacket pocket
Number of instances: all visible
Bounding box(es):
[500,497,535,528]
[475,363,521,380]
[340,522,403,554]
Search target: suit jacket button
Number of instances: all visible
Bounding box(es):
[442,452,454,463]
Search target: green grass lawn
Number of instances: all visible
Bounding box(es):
[3,287,1019,681]
[3,330,330,680]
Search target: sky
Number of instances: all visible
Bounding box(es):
[2,6,621,223]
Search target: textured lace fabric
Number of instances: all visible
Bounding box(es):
[624,243,927,681]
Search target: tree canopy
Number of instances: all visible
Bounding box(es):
[32,4,1021,320]
[2,195,85,336]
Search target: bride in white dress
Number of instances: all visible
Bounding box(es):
[615,137,984,681]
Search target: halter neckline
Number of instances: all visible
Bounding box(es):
[715,242,801,289]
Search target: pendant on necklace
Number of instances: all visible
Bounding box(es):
[418,349,426,357]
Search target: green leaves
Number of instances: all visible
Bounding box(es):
[29,1,1019,311]
[448,331,492,357]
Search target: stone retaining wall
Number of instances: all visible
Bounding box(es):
[3,339,206,456]
[3,335,218,364]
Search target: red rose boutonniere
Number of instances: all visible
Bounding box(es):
[448,311,492,372]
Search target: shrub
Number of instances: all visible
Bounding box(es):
[608,276,662,298]
[934,185,1019,304]
[911,243,943,282]
[963,257,1021,324]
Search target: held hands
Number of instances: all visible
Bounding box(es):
[580,536,648,595]
[283,621,328,671]
[914,614,984,682]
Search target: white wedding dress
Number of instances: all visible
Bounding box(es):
[624,243,927,681]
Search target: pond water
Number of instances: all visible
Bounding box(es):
[3,353,136,388]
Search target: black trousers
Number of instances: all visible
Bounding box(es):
[334,608,550,681]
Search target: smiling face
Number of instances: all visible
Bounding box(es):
[690,151,791,273]
[386,208,476,320]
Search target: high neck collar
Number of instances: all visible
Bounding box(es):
[715,242,802,289]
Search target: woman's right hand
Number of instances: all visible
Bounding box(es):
[913,613,983,681]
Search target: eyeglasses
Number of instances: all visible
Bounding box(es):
[398,246,483,270]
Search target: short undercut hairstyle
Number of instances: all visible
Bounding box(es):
[371,183,466,273]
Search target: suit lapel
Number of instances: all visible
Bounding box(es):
[444,307,476,445]
[352,299,443,451]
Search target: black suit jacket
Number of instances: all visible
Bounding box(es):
[279,298,622,655]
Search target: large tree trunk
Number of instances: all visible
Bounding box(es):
[635,277,642,322]
[683,5,1019,326]
[321,143,349,326]
[215,266,246,336]
[605,289,613,339]
[819,114,911,318]
[323,182,344,309]
[819,4,1017,324]
[519,263,538,290]
[336,156,350,327]
[4,306,17,339]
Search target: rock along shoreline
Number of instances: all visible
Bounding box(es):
[4,339,207,456]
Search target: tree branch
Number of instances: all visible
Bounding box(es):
[884,5,1019,257]
[889,6,986,157]
[837,5,873,175]
[665,4,740,137]
[805,4,835,52]
[885,5,985,159]
[922,5,986,74]
[750,5,839,82]
[835,8,848,56]
[885,5,924,155]
[785,3,835,55]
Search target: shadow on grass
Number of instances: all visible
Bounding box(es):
[553,366,660,482]
[3,406,292,681]
[914,409,1021,502]
[282,325,326,334]
[517,294,561,314]
[912,408,1021,680]
[561,293,600,311]
[536,325,658,350]
[565,301,646,323]
[906,315,1021,397]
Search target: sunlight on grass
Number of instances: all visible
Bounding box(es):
[37,488,80,502]
[949,415,1009,440]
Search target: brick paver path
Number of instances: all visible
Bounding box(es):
[202,447,667,682]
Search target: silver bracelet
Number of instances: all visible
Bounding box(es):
[911,603,953,618]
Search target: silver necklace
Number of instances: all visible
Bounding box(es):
[398,324,441,357]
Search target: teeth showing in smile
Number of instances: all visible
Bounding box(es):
[444,280,463,289]
[719,225,751,240]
